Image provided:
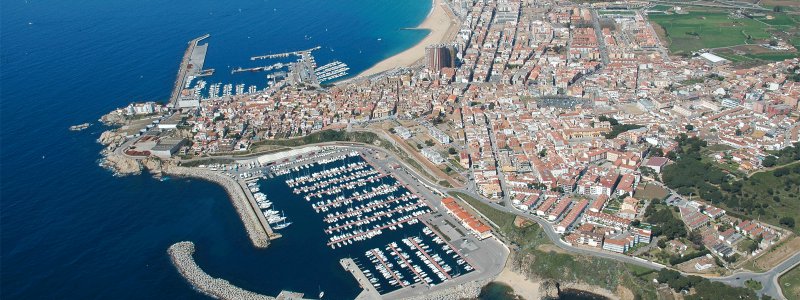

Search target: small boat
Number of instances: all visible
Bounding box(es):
[273,221,292,230]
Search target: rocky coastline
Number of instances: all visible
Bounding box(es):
[96,121,269,248]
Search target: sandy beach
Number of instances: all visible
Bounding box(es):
[357,0,459,77]
[494,265,543,300]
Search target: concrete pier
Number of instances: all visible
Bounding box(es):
[169,34,210,107]
[340,258,381,300]
[237,178,281,241]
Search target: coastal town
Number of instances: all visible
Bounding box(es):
[94,0,800,299]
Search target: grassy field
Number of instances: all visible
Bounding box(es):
[649,5,673,12]
[735,166,800,233]
[745,279,764,291]
[747,52,799,61]
[780,265,800,300]
[712,50,798,63]
[448,191,516,229]
[714,51,756,62]
[649,12,772,53]
[755,13,800,27]
[792,38,800,50]
[599,9,635,15]
[449,191,659,299]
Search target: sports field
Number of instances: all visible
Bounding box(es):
[649,12,773,53]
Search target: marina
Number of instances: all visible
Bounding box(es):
[314,61,350,82]
[257,150,478,296]
[250,46,322,61]
[175,38,350,101]
[189,146,508,298]
[231,63,288,74]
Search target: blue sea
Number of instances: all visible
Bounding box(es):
[0,0,431,298]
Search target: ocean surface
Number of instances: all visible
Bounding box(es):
[0,0,431,298]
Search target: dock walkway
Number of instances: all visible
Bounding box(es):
[407,238,452,280]
[388,243,429,287]
[371,249,407,288]
[313,183,401,209]
[340,258,381,300]
[237,179,281,240]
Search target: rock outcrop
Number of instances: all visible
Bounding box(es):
[98,130,126,147]
[102,154,143,176]
[540,280,560,299]
[99,111,126,126]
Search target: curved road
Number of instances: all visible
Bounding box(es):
[172,140,798,299]
[336,142,798,299]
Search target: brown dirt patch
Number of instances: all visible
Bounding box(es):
[650,21,670,47]
[730,44,776,54]
[634,183,669,201]
[616,285,635,300]
[537,244,569,254]
[514,216,533,228]
[657,285,677,300]
[754,235,800,270]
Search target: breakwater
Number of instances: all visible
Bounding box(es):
[169,241,274,299]
[165,166,270,248]
[398,279,489,300]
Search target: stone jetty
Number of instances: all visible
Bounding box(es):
[164,166,270,248]
[397,279,488,300]
[169,241,274,299]
[168,242,311,300]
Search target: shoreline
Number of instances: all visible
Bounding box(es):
[492,262,621,300]
[164,165,272,248]
[356,0,459,77]
[493,264,543,300]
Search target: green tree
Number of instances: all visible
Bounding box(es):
[780,216,795,228]
[762,156,777,167]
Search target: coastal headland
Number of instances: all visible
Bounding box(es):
[357,0,459,77]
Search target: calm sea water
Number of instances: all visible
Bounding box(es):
[0,0,430,298]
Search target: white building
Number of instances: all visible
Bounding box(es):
[394,126,412,139]
[428,127,451,144]
[421,147,444,164]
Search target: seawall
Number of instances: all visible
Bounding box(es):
[168,241,275,299]
[164,166,270,248]
[396,279,489,300]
